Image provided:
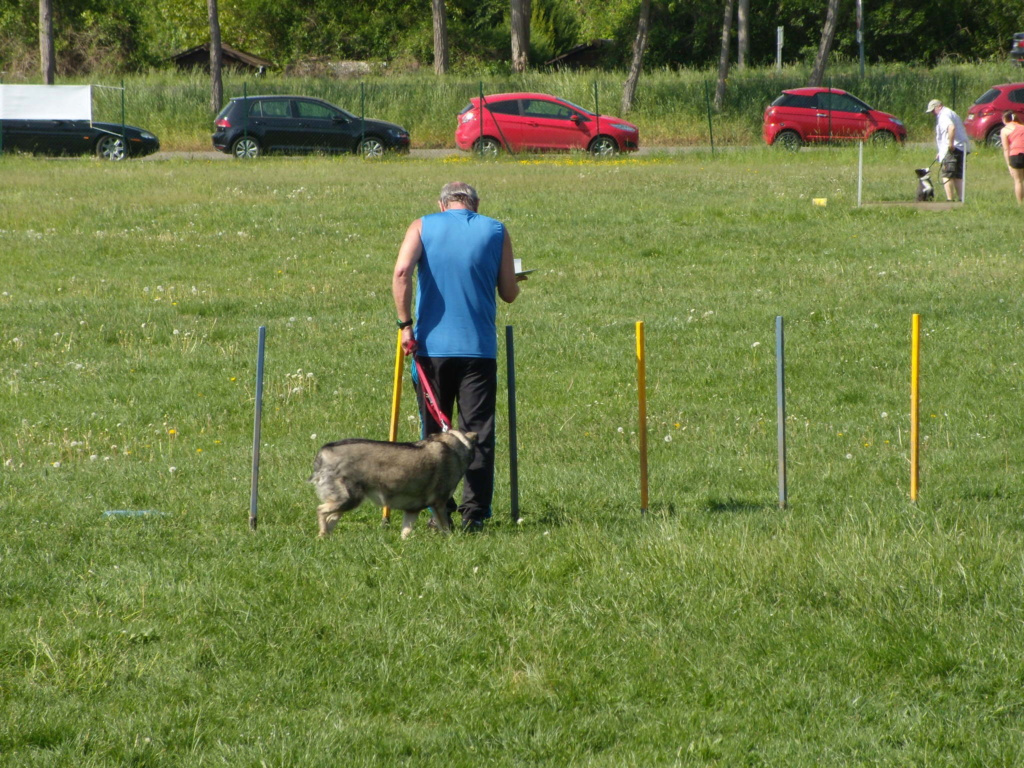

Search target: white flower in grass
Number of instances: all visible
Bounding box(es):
[617,427,624,433]
[169,466,177,473]
[310,434,318,440]
[52,461,61,468]
[751,341,761,348]
[664,435,672,443]
[881,412,888,419]
[845,453,853,460]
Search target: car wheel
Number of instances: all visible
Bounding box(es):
[358,136,386,158]
[589,135,619,157]
[95,135,127,161]
[775,130,802,151]
[232,137,260,159]
[870,130,898,147]
[986,126,1004,149]
[473,137,501,157]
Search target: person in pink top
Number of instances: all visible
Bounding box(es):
[1000,111,1024,204]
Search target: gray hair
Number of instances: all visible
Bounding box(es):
[439,181,479,211]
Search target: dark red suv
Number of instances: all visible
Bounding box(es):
[763,87,907,150]
[964,83,1024,148]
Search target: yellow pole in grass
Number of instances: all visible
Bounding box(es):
[383,329,405,525]
[636,321,649,515]
[910,314,920,503]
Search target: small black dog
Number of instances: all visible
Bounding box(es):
[915,167,935,202]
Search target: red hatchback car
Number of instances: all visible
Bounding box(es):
[763,87,907,150]
[455,92,639,156]
[964,83,1024,148]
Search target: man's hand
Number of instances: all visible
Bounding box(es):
[401,330,417,356]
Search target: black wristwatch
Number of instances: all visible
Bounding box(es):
[397,319,413,329]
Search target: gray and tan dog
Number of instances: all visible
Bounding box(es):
[309,430,478,539]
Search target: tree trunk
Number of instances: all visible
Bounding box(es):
[432,0,449,75]
[510,0,531,73]
[208,0,223,113]
[621,0,651,115]
[808,0,840,87]
[39,0,54,84]
[713,0,735,111]
[737,0,749,68]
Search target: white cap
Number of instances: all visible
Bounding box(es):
[925,99,942,113]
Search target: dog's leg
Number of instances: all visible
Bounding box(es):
[430,500,453,534]
[400,510,419,540]
[316,484,362,537]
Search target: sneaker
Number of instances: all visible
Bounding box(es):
[462,518,485,533]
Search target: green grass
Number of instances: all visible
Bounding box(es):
[2,148,1024,766]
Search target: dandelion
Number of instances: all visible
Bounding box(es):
[617,427,625,433]
[751,341,761,348]
[169,466,177,473]
[310,434,318,440]
[845,453,853,460]
[167,429,177,436]
[52,461,61,468]
[664,435,672,443]
[881,412,888,419]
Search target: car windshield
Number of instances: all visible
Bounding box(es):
[556,98,595,116]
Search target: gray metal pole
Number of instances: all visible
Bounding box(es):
[250,326,266,530]
[776,316,787,509]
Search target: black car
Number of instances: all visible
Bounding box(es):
[1012,33,1024,66]
[212,95,410,158]
[0,119,159,160]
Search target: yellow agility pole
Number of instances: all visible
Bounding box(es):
[636,321,649,516]
[382,329,405,525]
[910,314,920,503]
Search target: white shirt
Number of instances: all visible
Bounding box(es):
[935,107,969,159]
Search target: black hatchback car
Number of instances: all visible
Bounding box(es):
[0,119,159,160]
[212,95,410,158]
[1011,33,1024,66]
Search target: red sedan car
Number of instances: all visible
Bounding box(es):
[964,83,1024,148]
[455,92,639,156]
[763,87,907,150]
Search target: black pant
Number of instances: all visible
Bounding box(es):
[413,356,496,523]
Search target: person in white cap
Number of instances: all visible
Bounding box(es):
[926,98,969,201]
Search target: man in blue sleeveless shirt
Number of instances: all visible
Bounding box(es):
[392,182,522,530]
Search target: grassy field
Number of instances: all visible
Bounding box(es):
[2,146,1024,766]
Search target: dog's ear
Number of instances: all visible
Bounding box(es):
[465,432,478,445]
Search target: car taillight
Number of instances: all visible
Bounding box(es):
[215,118,231,128]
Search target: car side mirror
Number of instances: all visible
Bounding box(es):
[570,114,582,124]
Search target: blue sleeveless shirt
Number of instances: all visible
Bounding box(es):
[415,209,505,358]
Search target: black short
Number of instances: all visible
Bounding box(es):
[1010,153,1024,170]
[941,148,964,180]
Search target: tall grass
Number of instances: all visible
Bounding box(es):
[39,61,1024,150]
[2,150,1024,765]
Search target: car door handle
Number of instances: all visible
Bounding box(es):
[816,113,828,117]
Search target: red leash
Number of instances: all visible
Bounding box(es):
[414,357,451,433]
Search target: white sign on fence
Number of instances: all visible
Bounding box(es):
[0,85,92,120]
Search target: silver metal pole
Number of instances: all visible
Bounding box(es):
[250,326,266,530]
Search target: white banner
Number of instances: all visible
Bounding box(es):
[0,85,93,120]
